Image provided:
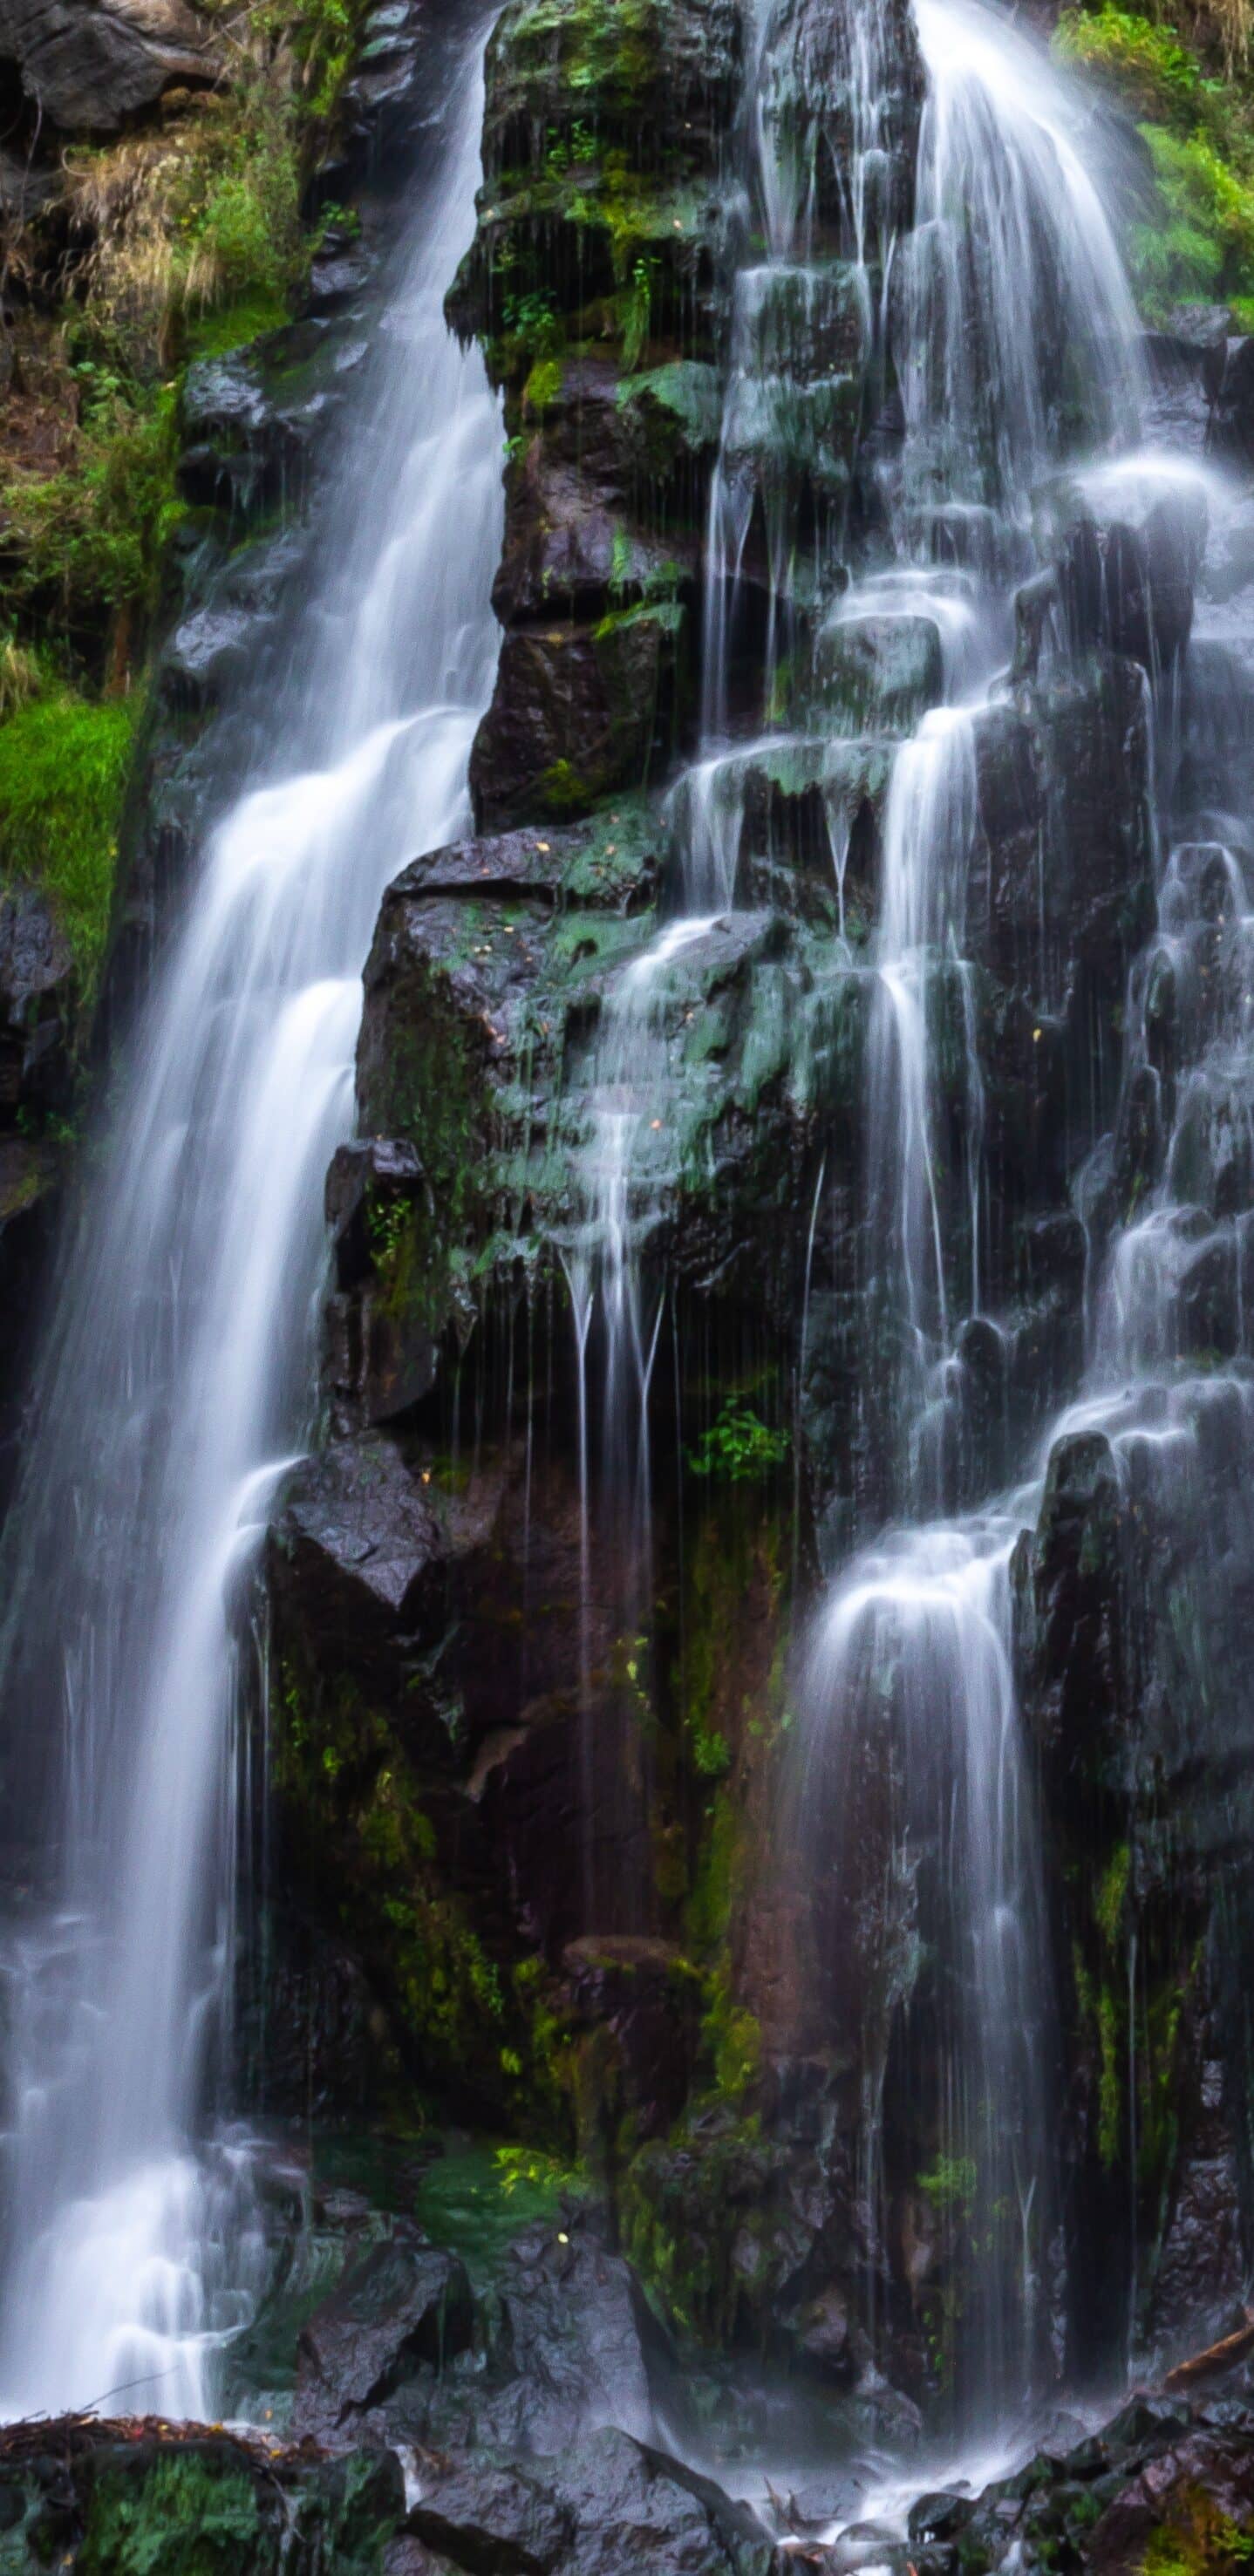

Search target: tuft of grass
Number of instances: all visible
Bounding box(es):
[0,692,140,981]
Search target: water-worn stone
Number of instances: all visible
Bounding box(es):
[292,2233,474,2443]
[402,2427,784,2576]
[1040,467,1209,669]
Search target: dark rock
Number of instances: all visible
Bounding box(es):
[1012,1424,1125,1793]
[464,2225,687,2457]
[908,2495,975,2545]
[0,0,220,133]
[469,609,687,829]
[292,2234,475,2443]
[1210,337,1254,466]
[179,325,351,519]
[269,1436,446,1664]
[326,1137,426,1290]
[1139,313,1228,453]
[406,2461,576,2574]
[561,1936,700,2141]
[404,2429,783,2576]
[0,882,77,1116]
[968,654,1155,1033]
[493,434,699,627]
[162,602,268,712]
[479,0,740,185]
[758,0,924,249]
[1041,467,1208,669]
[1088,2429,1254,2576]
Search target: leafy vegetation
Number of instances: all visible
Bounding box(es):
[686,1398,791,1482]
[1055,4,1254,317]
[0,378,181,661]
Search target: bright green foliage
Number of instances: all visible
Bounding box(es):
[0,691,139,980]
[1054,7,1254,317]
[1134,125,1254,309]
[686,1399,791,1482]
[1055,5,1202,121]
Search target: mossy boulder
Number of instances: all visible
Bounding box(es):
[0,2425,402,2576]
[469,604,689,827]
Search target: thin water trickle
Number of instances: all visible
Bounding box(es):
[0,37,502,2419]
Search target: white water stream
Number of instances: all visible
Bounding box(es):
[0,44,501,2419]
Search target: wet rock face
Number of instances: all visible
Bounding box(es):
[447,0,742,832]
[1011,1377,1254,2381]
[0,883,78,1119]
[757,0,925,251]
[1210,336,1254,466]
[261,0,1251,2416]
[470,608,687,829]
[1039,473,1210,671]
[969,655,1155,1028]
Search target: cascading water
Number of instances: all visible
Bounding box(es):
[569,20,1158,2369]
[0,42,501,2420]
[574,0,1220,2437]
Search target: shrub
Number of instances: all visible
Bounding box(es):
[1055,5,1201,123]
[0,385,181,655]
[686,1400,790,1482]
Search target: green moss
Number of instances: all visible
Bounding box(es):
[537,756,599,812]
[522,354,562,412]
[183,290,292,361]
[1133,125,1254,311]
[271,1661,537,2120]
[0,690,139,981]
[1095,1841,1131,1948]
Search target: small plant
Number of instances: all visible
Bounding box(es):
[686,1400,790,1483]
[367,1195,411,1270]
[501,287,562,352]
[917,2153,978,2213]
[494,2143,580,2197]
[622,255,654,370]
[690,1723,732,1778]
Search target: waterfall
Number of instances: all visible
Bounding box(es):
[0,38,501,2420]
[562,0,1189,2425]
